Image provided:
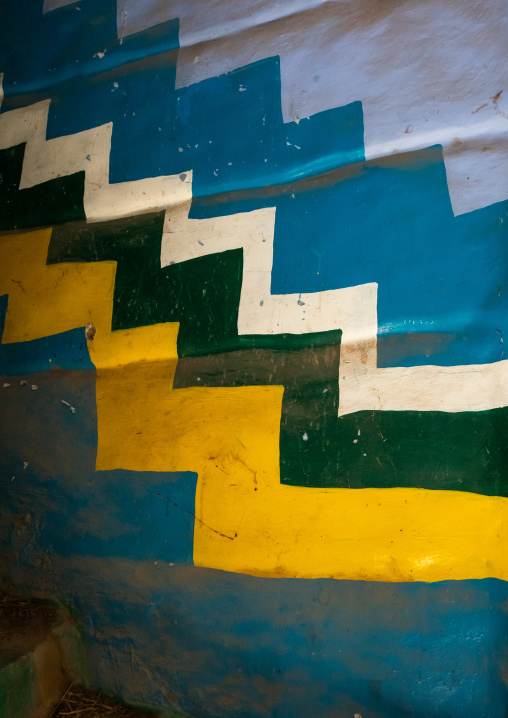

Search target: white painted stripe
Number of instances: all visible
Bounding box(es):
[162,202,508,416]
[1,85,505,418]
[338,361,508,416]
[0,96,192,223]
[161,200,378,349]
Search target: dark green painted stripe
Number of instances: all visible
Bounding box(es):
[174,337,341,486]
[47,216,508,497]
[48,214,243,357]
[0,144,85,230]
[291,408,508,495]
[174,349,508,496]
[49,216,342,356]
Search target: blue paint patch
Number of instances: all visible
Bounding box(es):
[57,572,508,718]
[0,295,94,374]
[45,18,180,185]
[0,328,196,564]
[181,62,508,368]
[177,59,365,201]
[1,464,196,563]
[193,140,508,368]
[268,147,508,368]
[1,555,507,718]
[0,6,364,191]
[0,0,180,184]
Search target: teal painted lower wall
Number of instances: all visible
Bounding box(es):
[1,559,508,718]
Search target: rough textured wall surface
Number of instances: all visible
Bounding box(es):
[0,1,508,716]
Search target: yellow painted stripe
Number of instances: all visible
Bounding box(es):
[0,229,176,368]
[0,229,116,344]
[96,371,508,583]
[3,229,508,583]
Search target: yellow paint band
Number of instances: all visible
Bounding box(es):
[0,229,176,368]
[2,229,508,584]
[0,229,116,344]
[95,378,508,584]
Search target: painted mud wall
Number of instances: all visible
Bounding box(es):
[1,0,508,715]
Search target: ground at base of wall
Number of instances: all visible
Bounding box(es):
[0,593,85,718]
[50,685,162,718]
[0,593,191,718]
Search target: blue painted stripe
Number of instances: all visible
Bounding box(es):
[0,3,507,367]
[3,557,507,718]
[0,327,196,564]
[0,294,94,374]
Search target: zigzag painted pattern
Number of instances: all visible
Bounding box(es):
[1,73,508,416]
